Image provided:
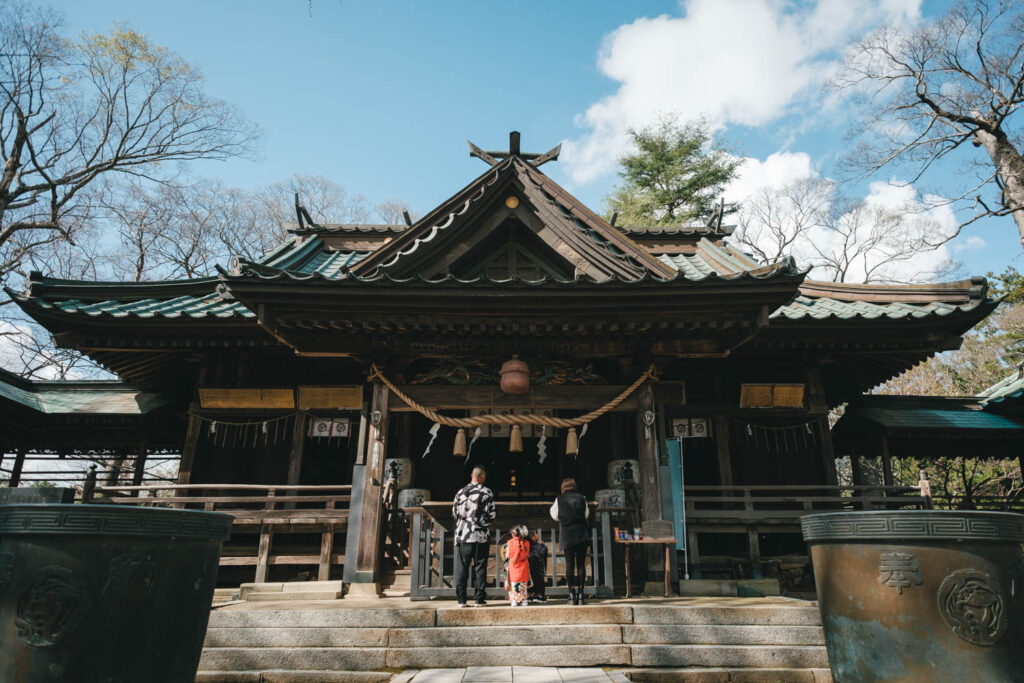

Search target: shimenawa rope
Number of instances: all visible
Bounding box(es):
[368,363,656,429]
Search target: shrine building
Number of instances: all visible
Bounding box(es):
[2,133,1008,597]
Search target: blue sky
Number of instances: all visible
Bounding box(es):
[50,0,1024,281]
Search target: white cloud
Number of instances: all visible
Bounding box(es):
[562,0,920,184]
[726,151,817,200]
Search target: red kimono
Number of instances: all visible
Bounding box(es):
[505,536,531,604]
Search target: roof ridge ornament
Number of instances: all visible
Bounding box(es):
[467,131,561,168]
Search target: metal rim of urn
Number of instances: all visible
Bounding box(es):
[0,503,234,540]
[801,509,1024,543]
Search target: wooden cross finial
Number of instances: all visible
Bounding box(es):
[467,131,561,168]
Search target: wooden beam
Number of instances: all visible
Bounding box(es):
[104,451,127,487]
[176,409,202,489]
[818,420,839,486]
[131,438,149,493]
[354,381,390,586]
[286,415,308,486]
[9,448,26,487]
[636,382,662,522]
[388,385,639,412]
[881,436,894,488]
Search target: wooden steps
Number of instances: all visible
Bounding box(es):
[198,600,831,680]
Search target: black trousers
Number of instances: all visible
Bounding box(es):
[455,541,489,603]
[565,541,589,589]
[528,560,546,597]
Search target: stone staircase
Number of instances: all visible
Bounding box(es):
[196,599,832,682]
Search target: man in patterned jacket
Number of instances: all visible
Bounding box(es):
[452,466,496,607]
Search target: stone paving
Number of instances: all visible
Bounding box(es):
[392,667,630,682]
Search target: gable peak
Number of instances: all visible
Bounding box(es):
[467,131,561,168]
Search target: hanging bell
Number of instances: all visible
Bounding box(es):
[565,427,578,456]
[509,424,523,453]
[453,428,468,458]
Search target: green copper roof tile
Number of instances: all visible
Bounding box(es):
[853,407,1024,431]
[0,369,168,414]
[0,376,43,410]
[38,292,253,319]
[770,295,968,322]
[980,368,1024,404]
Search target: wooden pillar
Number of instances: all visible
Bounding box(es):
[818,419,839,486]
[131,439,149,495]
[176,408,203,488]
[9,448,26,487]
[881,436,894,488]
[636,382,664,583]
[354,381,390,587]
[286,414,308,485]
[636,382,662,523]
[104,450,127,487]
[713,416,734,486]
[850,452,863,487]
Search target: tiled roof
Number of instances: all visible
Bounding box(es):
[347,157,686,282]
[769,277,991,323]
[979,366,1024,404]
[31,288,253,319]
[619,224,736,237]
[850,406,1024,431]
[283,223,407,235]
[772,295,979,321]
[0,369,168,414]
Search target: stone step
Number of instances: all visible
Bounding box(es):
[387,624,623,648]
[203,623,822,649]
[386,645,633,669]
[629,645,829,669]
[196,670,392,682]
[435,604,633,626]
[205,627,390,648]
[200,648,388,672]
[239,581,345,593]
[209,607,435,629]
[243,590,342,601]
[631,605,821,626]
[622,624,825,646]
[623,668,833,682]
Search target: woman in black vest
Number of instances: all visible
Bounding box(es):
[549,478,590,605]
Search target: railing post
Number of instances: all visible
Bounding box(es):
[918,470,933,510]
[601,511,614,597]
[409,511,424,600]
[81,465,98,503]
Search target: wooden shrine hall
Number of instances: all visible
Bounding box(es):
[4,132,998,596]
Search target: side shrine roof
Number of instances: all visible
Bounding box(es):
[979,365,1024,405]
[0,367,169,415]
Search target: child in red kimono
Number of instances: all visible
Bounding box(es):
[503,524,531,606]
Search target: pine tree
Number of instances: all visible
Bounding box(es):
[606,118,741,227]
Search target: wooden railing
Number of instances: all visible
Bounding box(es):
[404,502,615,601]
[927,493,1024,512]
[684,484,929,523]
[87,482,352,583]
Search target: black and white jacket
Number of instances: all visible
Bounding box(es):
[452,482,496,544]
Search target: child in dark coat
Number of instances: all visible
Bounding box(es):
[527,528,548,603]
